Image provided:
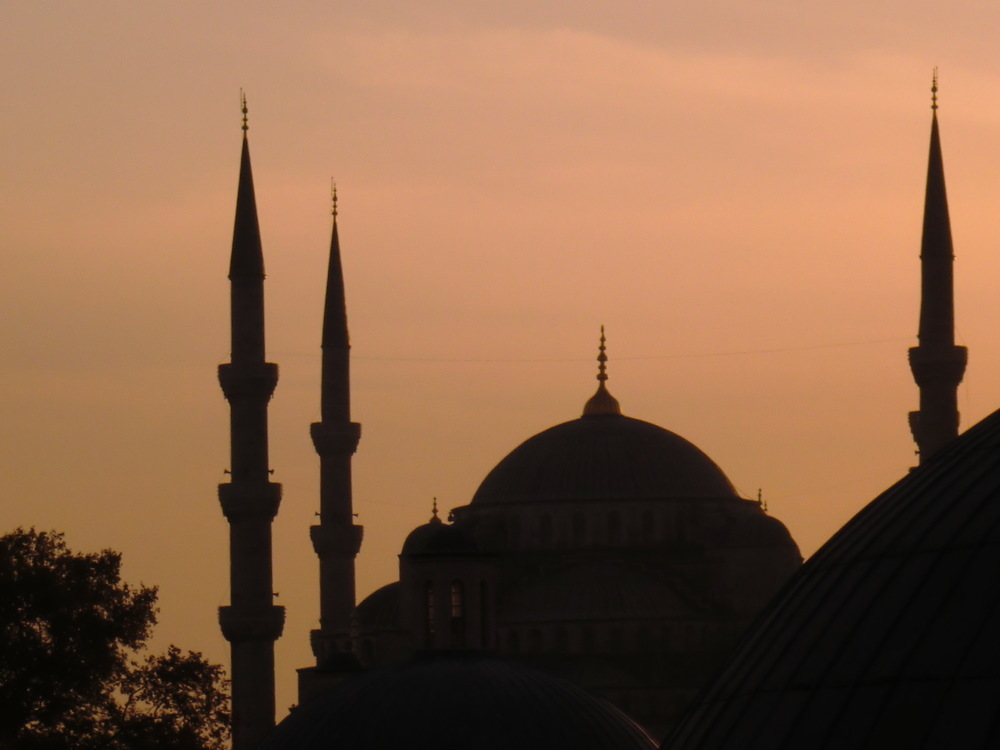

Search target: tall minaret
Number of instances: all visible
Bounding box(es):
[304,184,363,685]
[217,94,284,749]
[908,72,967,464]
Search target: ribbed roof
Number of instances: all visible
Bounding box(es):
[664,406,1000,749]
[262,653,655,749]
[472,415,737,504]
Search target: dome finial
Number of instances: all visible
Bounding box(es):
[582,325,621,417]
[931,68,938,112]
[597,325,608,383]
[240,89,249,132]
[431,497,440,522]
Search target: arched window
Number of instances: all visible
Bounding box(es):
[450,580,465,646]
[641,510,655,544]
[507,629,520,652]
[539,513,554,547]
[636,625,652,653]
[480,581,490,648]
[572,511,587,546]
[608,510,622,545]
[684,624,698,649]
[582,626,595,653]
[608,627,623,651]
[451,580,464,618]
[361,639,375,664]
[554,627,569,652]
[424,581,436,648]
[528,628,544,652]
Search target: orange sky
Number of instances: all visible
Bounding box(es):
[4,0,1000,719]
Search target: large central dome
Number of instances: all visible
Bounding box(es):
[472,413,739,504]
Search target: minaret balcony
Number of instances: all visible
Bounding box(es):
[908,345,968,386]
[219,604,285,643]
[219,482,283,521]
[218,362,279,401]
[310,523,364,558]
[310,421,362,455]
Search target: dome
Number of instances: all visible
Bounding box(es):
[401,516,479,556]
[261,653,655,750]
[664,407,1000,749]
[354,582,400,632]
[472,414,738,504]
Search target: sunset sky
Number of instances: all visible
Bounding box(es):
[4,0,1000,717]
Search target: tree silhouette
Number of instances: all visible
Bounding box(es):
[0,528,229,749]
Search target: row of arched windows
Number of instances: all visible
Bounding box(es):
[423,580,491,648]
[492,507,676,550]
[426,581,467,646]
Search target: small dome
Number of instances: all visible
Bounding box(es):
[665,407,1000,749]
[354,582,400,632]
[262,653,655,750]
[473,414,738,504]
[401,517,478,556]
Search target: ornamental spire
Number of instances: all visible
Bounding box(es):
[582,325,622,417]
[321,182,350,358]
[229,92,263,281]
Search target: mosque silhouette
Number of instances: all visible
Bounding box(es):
[216,80,993,750]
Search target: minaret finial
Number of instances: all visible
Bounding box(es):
[241,89,249,132]
[931,68,938,112]
[331,179,338,220]
[582,325,621,417]
[597,325,608,383]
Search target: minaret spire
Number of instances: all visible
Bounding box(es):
[908,72,967,464]
[217,94,284,749]
[300,183,363,698]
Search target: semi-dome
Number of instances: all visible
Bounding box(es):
[664,406,1000,749]
[354,582,400,632]
[261,653,655,750]
[472,413,738,504]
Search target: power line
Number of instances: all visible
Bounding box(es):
[272,336,912,363]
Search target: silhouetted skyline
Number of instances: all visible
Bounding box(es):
[4,1,1000,720]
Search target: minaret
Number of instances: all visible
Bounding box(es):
[217,94,284,749]
[908,72,967,464]
[304,184,363,685]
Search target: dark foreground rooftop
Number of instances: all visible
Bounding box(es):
[262,652,655,750]
[664,407,1000,749]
